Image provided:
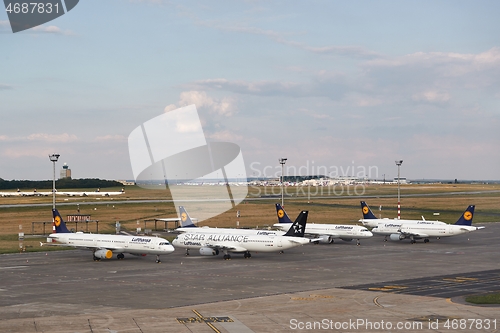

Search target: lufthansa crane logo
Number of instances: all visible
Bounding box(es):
[464,211,473,221]
[54,216,61,227]
[277,209,285,218]
[181,212,187,222]
[363,206,369,214]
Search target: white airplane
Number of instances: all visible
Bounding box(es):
[359,201,447,228]
[56,188,125,197]
[172,210,310,260]
[0,188,125,197]
[0,189,50,197]
[176,206,284,237]
[273,203,372,245]
[391,205,485,244]
[42,209,175,262]
[372,205,484,244]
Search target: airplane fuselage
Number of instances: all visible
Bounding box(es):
[273,223,373,239]
[176,226,284,236]
[371,221,446,236]
[360,218,446,228]
[172,232,309,253]
[48,233,175,256]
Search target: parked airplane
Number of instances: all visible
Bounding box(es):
[42,209,174,262]
[392,205,484,243]
[0,188,125,197]
[172,210,310,259]
[359,201,446,228]
[176,206,284,236]
[57,188,125,197]
[273,203,372,245]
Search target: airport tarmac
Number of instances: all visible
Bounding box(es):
[0,222,499,332]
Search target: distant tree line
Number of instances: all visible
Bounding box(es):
[0,178,122,190]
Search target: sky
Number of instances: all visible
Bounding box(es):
[1,0,499,181]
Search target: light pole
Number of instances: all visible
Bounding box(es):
[395,160,403,219]
[49,154,60,210]
[279,158,287,207]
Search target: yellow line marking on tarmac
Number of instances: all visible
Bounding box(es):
[368,285,408,292]
[192,310,221,333]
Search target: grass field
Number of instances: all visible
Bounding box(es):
[465,293,500,305]
[1,183,499,253]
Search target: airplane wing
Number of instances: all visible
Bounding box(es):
[401,231,430,238]
[205,243,247,252]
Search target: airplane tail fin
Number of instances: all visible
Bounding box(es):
[52,209,70,233]
[179,206,197,227]
[284,211,308,237]
[454,205,475,226]
[360,201,377,219]
[276,203,293,223]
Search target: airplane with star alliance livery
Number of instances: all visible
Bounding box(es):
[172,210,310,259]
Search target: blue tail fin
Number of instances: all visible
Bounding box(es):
[52,209,70,233]
[454,205,475,226]
[276,203,293,223]
[284,211,308,237]
[360,201,377,219]
[179,206,197,227]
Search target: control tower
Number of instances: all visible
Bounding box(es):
[60,163,72,179]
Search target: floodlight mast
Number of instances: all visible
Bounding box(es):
[279,158,287,207]
[49,154,60,210]
[395,160,403,219]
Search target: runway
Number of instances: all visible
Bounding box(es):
[1,222,499,332]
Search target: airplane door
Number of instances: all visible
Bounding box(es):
[448,225,454,235]
[277,238,282,248]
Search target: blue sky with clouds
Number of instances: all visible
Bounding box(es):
[1,0,499,181]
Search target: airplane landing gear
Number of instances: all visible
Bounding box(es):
[424,239,430,243]
[356,239,360,246]
[185,249,190,256]
[155,255,161,263]
[243,251,251,259]
[117,253,125,260]
[223,254,231,260]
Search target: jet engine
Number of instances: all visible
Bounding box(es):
[316,235,334,244]
[389,233,405,241]
[94,249,113,259]
[199,247,219,256]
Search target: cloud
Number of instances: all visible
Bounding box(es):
[197,21,381,59]
[27,133,78,143]
[207,130,243,142]
[94,135,126,142]
[0,83,13,90]
[0,133,78,143]
[412,91,451,103]
[28,24,73,35]
[166,90,236,116]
